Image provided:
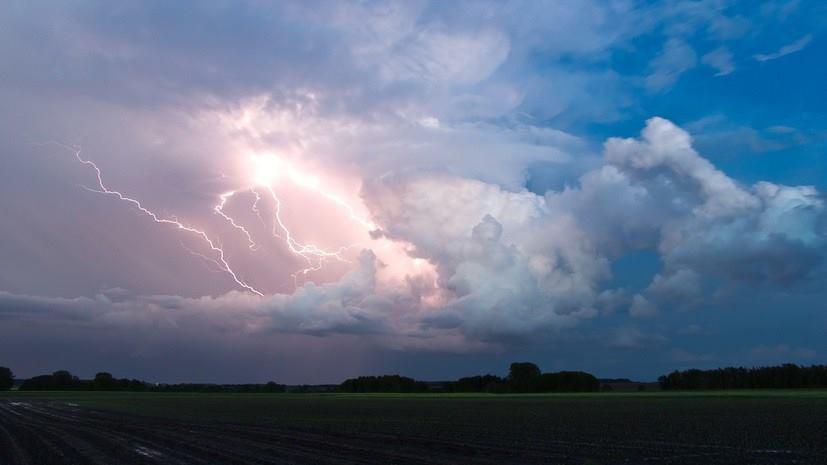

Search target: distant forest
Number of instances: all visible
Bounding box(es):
[658,364,827,390]
[2,363,826,393]
[339,363,600,393]
[9,370,287,393]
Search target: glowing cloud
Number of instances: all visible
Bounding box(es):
[55,142,400,296]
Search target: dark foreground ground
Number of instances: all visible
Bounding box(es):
[2,391,827,465]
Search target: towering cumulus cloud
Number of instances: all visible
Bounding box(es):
[357,117,827,342]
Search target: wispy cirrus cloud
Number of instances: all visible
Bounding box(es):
[754,34,813,62]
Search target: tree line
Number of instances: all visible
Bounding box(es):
[339,375,430,393]
[658,364,827,390]
[4,363,827,393]
[451,362,599,393]
[3,369,286,393]
[339,363,600,393]
[1,363,599,393]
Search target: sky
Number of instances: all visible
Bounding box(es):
[1,0,826,384]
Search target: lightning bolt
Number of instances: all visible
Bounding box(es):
[249,188,268,229]
[178,240,227,274]
[246,153,373,282]
[217,184,357,283]
[261,185,354,282]
[283,169,377,231]
[49,143,266,296]
[43,142,379,294]
[214,191,258,250]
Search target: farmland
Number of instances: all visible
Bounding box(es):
[2,391,826,464]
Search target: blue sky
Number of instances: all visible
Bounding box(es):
[0,0,825,383]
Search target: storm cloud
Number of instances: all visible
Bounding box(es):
[2,0,826,381]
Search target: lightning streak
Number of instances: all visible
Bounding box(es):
[283,169,376,230]
[178,240,226,273]
[69,146,265,296]
[249,188,268,229]
[252,155,376,230]
[214,191,258,249]
[46,141,378,294]
[247,153,374,281]
[262,185,353,281]
[216,183,358,283]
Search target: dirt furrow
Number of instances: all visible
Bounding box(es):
[1,399,823,465]
[1,402,216,465]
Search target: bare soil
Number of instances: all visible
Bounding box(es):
[1,397,825,464]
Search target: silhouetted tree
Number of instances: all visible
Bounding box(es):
[508,362,541,392]
[52,370,78,388]
[93,372,116,390]
[0,367,13,391]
